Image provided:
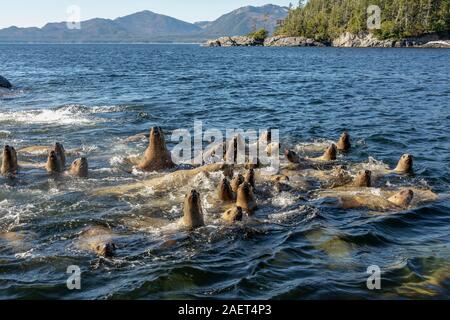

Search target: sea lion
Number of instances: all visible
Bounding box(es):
[217,177,235,201]
[75,227,117,257]
[53,142,66,168]
[93,163,231,196]
[1,145,18,175]
[336,132,351,151]
[138,127,175,171]
[387,189,414,207]
[284,149,301,164]
[394,154,413,173]
[236,182,257,214]
[183,189,205,229]
[338,189,414,211]
[244,168,255,189]
[309,144,337,161]
[222,206,243,223]
[45,150,63,173]
[69,157,88,178]
[353,170,371,187]
[230,173,244,193]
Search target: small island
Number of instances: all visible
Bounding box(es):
[204,0,450,48]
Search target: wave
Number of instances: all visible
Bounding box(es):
[0,104,126,126]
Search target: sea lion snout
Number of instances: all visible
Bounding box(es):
[354,170,372,187]
[217,178,234,201]
[222,206,243,223]
[236,182,257,214]
[1,145,18,175]
[337,132,351,151]
[395,154,414,173]
[188,189,199,201]
[284,149,299,163]
[70,157,89,178]
[96,242,117,257]
[183,189,205,229]
[388,189,414,207]
[231,173,244,193]
[244,168,255,189]
[324,144,337,160]
[138,126,175,171]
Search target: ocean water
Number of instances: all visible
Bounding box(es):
[0,44,449,300]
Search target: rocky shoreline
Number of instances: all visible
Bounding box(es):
[203,32,450,48]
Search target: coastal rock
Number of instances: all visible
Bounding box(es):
[264,36,325,47]
[332,32,395,48]
[0,75,12,89]
[203,36,262,47]
[421,40,450,48]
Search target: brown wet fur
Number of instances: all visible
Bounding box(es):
[1,145,18,175]
[236,182,257,214]
[46,150,63,173]
[285,149,300,164]
[230,173,244,193]
[388,189,414,207]
[336,132,351,151]
[217,177,235,201]
[321,144,337,161]
[183,190,205,229]
[222,206,243,223]
[394,154,413,173]
[244,169,255,189]
[354,170,372,187]
[69,157,88,178]
[138,127,175,171]
[53,142,66,168]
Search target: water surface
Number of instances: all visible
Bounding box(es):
[0,44,449,299]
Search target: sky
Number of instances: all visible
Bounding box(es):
[0,0,294,29]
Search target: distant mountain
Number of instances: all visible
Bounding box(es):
[0,5,288,43]
[199,4,289,37]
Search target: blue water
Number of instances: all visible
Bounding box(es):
[0,44,449,299]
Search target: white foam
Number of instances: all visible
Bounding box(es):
[0,104,125,126]
[0,108,97,125]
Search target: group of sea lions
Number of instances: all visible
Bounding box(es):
[1,142,88,178]
[0,127,439,258]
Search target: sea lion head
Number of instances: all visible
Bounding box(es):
[183,189,205,229]
[222,206,243,223]
[217,177,234,201]
[70,157,88,178]
[259,130,272,145]
[46,150,61,173]
[53,142,66,167]
[231,173,244,193]
[139,126,175,171]
[236,182,257,214]
[225,135,240,164]
[337,132,351,151]
[354,170,372,187]
[322,144,337,161]
[388,189,414,208]
[244,168,255,189]
[95,242,117,257]
[284,149,299,163]
[149,127,167,151]
[395,154,413,173]
[1,145,16,174]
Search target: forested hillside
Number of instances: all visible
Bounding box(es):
[276,0,450,41]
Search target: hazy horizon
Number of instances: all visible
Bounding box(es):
[0,0,292,29]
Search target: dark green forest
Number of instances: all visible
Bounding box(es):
[276,0,450,41]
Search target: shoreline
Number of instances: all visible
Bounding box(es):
[203,33,450,49]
